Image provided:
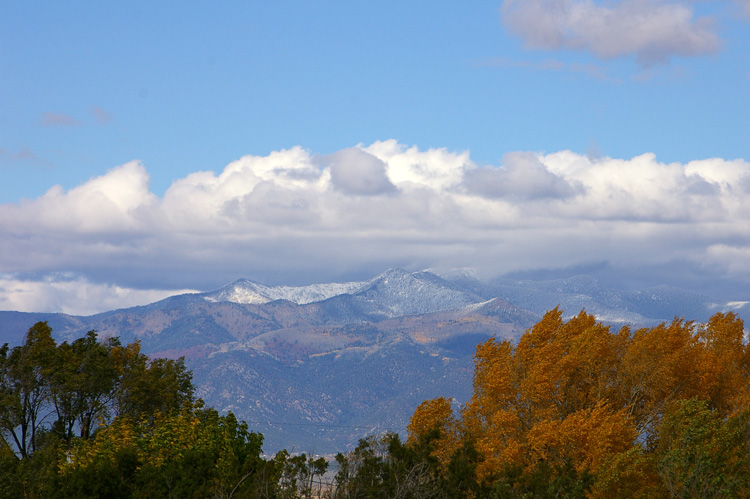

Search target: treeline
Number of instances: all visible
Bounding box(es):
[2,311,750,497]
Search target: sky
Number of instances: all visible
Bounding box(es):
[1,0,749,315]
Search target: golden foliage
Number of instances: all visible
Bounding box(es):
[407,396,460,466]
[412,309,750,492]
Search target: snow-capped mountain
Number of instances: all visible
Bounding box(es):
[200,269,485,320]
[201,278,366,305]
[193,268,745,325]
[318,269,484,319]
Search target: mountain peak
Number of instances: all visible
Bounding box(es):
[201,277,365,305]
[202,279,272,305]
[370,268,413,282]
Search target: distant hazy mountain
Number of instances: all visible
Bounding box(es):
[442,273,749,326]
[1,269,746,453]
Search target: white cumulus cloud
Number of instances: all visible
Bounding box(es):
[1,141,749,314]
[0,274,197,315]
[464,152,583,200]
[1,161,156,234]
[327,148,397,196]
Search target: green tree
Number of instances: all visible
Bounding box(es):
[275,451,329,499]
[48,331,121,443]
[0,322,56,458]
[59,401,268,498]
[489,459,594,499]
[657,399,750,498]
[333,432,447,499]
[112,340,193,420]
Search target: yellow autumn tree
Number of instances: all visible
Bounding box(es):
[407,396,461,466]
[408,308,750,495]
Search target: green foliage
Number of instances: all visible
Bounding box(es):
[489,460,594,499]
[443,438,491,498]
[0,322,56,458]
[49,403,268,498]
[333,433,439,499]
[0,322,194,460]
[0,322,295,499]
[115,348,194,420]
[657,398,750,498]
[274,450,329,498]
[48,331,121,442]
[0,436,21,498]
[331,431,489,499]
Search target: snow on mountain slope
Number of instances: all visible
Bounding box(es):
[342,269,484,318]
[199,269,749,326]
[201,269,486,318]
[202,278,366,305]
[440,273,749,326]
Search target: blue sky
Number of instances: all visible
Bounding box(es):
[1,1,749,314]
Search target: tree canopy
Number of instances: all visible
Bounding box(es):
[408,309,750,497]
[0,322,330,498]
[0,322,193,458]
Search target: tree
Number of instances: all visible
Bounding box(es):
[58,401,270,498]
[48,331,121,443]
[407,397,460,467]
[656,399,750,498]
[0,322,280,498]
[409,309,750,495]
[332,432,449,499]
[0,322,56,458]
[0,323,194,460]
[275,451,329,499]
[112,340,193,420]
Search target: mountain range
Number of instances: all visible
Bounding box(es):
[1,269,748,453]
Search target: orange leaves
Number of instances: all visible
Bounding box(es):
[617,319,699,435]
[470,337,516,418]
[696,312,750,414]
[525,401,635,476]
[461,309,639,481]
[407,397,460,466]
[436,309,750,490]
[514,309,623,422]
[407,397,456,442]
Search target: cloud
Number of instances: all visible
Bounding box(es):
[476,56,617,81]
[40,112,80,128]
[501,0,722,66]
[363,140,470,191]
[0,274,197,315]
[463,152,583,200]
[91,106,113,125]
[326,148,397,196]
[0,147,50,167]
[733,0,750,18]
[0,161,156,234]
[0,141,749,314]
